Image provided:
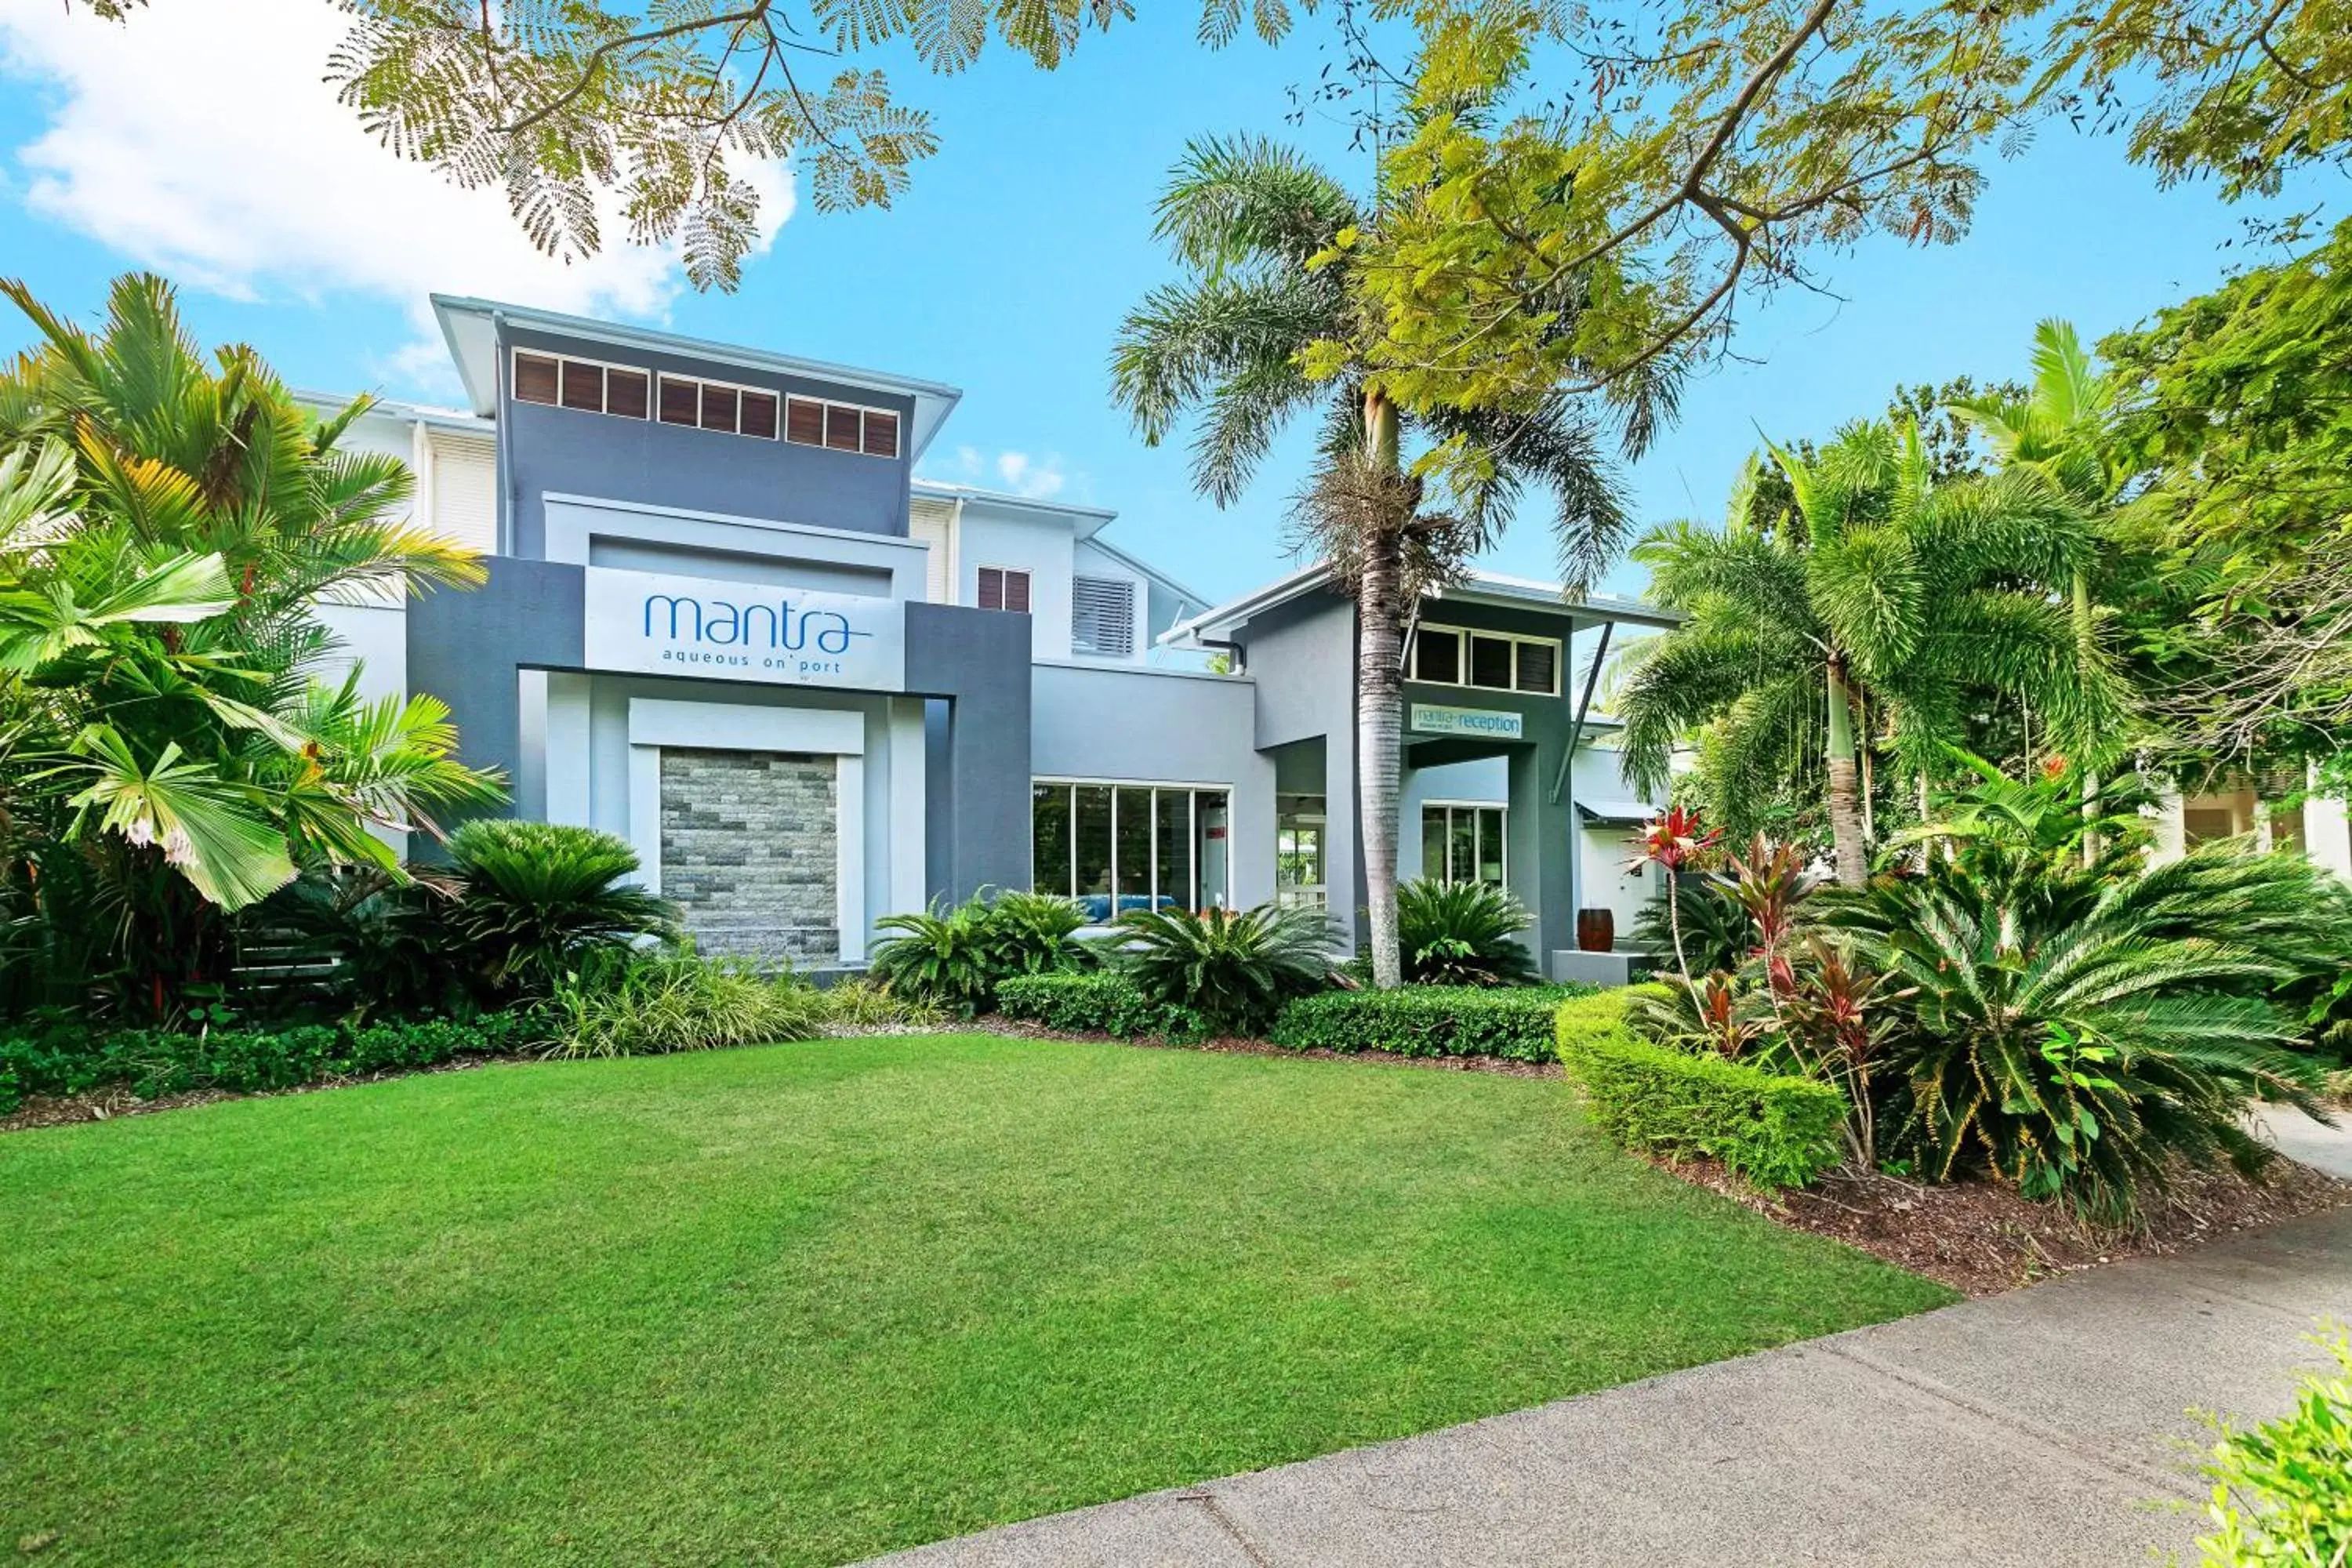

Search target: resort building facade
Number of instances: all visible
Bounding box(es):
[320,297,1674,976]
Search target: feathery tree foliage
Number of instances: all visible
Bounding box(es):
[0,274,501,1020]
[1615,419,2128,884]
[1110,133,1667,985]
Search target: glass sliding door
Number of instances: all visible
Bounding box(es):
[1155,790,1194,910]
[1032,779,1231,916]
[1421,801,1508,889]
[1113,786,1153,914]
[1033,784,1072,895]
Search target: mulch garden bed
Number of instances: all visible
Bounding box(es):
[1659,1151,2352,1298]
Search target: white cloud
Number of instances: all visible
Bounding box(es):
[0,0,792,394]
[931,444,1081,501]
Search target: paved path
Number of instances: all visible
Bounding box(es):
[863,1128,2351,1567]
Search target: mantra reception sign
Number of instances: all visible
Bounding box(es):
[583,567,906,691]
[1410,702,1524,741]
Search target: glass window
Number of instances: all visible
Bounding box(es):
[1195,789,1231,908]
[1155,790,1193,909]
[1414,627,1460,684]
[1114,786,1153,907]
[1448,808,1478,884]
[1476,808,1506,885]
[1422,808,1448,881]
[1033,784,1072,895]
[1073,786,1114,898]
[1469,634,1514,690]
[1515,641,1556,694]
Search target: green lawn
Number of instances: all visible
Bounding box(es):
[2,1034,1953,1566]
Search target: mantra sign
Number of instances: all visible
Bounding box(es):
[1410,702,1524,740]
[583,566,906,691]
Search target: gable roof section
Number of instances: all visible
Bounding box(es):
[1160,561,1683,645]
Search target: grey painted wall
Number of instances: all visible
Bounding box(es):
[1237,594,1361,949]
[500,323,916,557]
[407,557,586,822]
[906,602,1033,904]
[1030,664,1279,909]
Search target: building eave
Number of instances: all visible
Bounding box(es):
[1160,561,1684,646]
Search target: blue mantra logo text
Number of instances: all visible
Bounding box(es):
[641,593,872,654]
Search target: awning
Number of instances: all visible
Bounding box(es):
[1576,800,1658,826]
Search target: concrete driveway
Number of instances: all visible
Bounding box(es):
[861,1131,2350,1568]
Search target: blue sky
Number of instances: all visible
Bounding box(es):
[0,0,2314,605]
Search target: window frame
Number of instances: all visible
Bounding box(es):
[975,564,1034,615]
[1405,621,1563,697]
[1420,799,1509,889]
[1031,777,1233,913]
[1069,573,1138,658]
[510,348,652,419]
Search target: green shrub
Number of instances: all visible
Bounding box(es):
[1813,847,2341,1224]
[0,1013,529,1103]
[1557,1003,1846,1189]
[444,821,677,1000]
[2195,1325,2352,1566]
[1556,984,1675,1054]
[868,889,1089,1014]
[541,953,823,1058]
[995,972,1208,1041]
[1395,879,1540,985]
[1269,985,1594,1063]
[1112,902,1338,1036]
[816,977,946,1030]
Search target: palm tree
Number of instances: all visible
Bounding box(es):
[1617,420,2124,887]
[1110,136,1663,985]
[1947,320,2131,862]
[0,273,501,1018]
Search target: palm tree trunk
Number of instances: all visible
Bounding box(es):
[2073,571,2103,869]
[1824,659,1867,887]
[1359,387,1406,989]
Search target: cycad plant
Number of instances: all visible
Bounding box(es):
[442,820,676,1000]
[1812,847,2345,1223]
[0,274,500,1018]
[867,887,1089,1014]
[1395,877,1538,985]
[1617,419,2127,885]
[1111,134,1664,986]
[1113,901,1339,1036]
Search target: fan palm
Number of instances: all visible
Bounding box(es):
[1617,420,2127,885]
[1111,136,1667,985]
[0,273,502,1018]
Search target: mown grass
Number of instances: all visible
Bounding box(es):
[1,1034,1953,1565]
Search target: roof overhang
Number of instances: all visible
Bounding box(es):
[1576,799,1658,826]
[909,478,1118,539]
[431,295,964,460]
[1160,561,1683,647]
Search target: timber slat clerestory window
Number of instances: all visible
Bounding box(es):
[514,349,897,456]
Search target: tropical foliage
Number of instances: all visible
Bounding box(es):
[440,821,677,1002]
[0,274,499,1020]
[867,887,1091,1014]
[1112,901,1338,1036]
[540,949,825,1059]
[1110,133,1661,987]
[1394,877,1538,985]
[1616,419,2126,885]
[2194,1325,2352,1568]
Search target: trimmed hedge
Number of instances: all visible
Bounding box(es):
[0,1014,530,1112]
[1555,989,1845,1189]
[993,972,1208,1042]
[1269,984,1596,1063]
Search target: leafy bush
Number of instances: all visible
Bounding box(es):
[815,978,946,1031]
[444,821,677,1000]
[1557,1004,1847,1189]
[1270,984,1592,1062]
[1813,847,2343,1223]
[243,866,474,1021]
[1631,875,1752,976]
[540,951,823,1058]
[0,1013,528,1105]
[994,972,1208,1042]
[2195,1325,2352,1566]
[1112,902,1339,1036]
[867,888,1089,1014]
[1395,878,1540,985]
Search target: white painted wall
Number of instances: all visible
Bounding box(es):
[957,498,1074,660]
